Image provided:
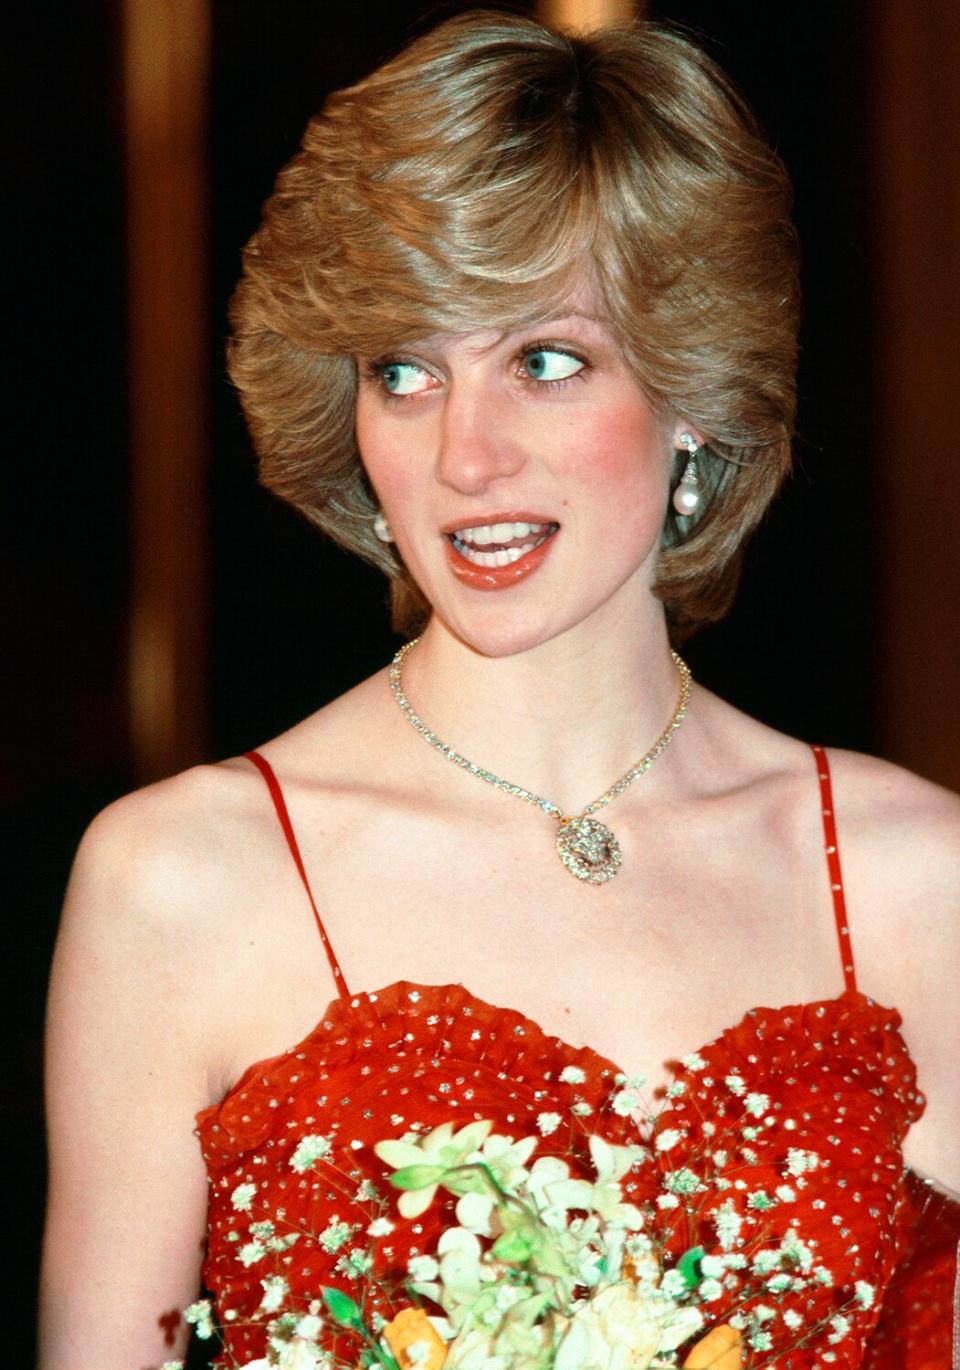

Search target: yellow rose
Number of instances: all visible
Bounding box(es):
[682,1323,743,1370]
[382,1307,448,1370]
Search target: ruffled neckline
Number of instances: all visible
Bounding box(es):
[196,979,924,1155]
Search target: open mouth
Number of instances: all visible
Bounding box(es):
[442,517,560,591]
[448,519,558,567]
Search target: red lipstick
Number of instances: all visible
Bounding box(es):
[443,517,559,591]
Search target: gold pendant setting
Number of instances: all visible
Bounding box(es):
[556,816,622,885]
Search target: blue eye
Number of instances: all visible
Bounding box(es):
[380,361,431,395]
[522,349,584,382]
[520,347,580,380]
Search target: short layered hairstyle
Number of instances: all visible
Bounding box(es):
[229,10,799,637]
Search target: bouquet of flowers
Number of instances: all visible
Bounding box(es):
[175,1095,875,1370]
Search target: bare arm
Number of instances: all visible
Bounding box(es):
[40,779,224,1370]
[835,750,960,1194]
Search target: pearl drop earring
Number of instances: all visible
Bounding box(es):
[373,512,393,543]
[672,432,702,516]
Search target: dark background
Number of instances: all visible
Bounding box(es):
[7,0,931,1361]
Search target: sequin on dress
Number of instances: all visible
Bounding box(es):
[195,746,960,1368]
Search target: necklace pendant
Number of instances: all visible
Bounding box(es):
[556,815,622,885]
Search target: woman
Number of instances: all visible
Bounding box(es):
[41,12,959,1369]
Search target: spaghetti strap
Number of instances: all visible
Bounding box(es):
[810,744,857,993]
[244,750,351,1002]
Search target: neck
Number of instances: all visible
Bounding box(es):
[393,608,687,811]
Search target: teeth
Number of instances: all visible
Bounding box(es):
[455,541,537,566]
[453,520,545,543]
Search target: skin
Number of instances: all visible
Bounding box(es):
[41,312,960,1369]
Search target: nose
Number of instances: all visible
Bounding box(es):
[434,383,526,495]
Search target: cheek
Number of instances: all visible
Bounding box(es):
[355,400,404,508]
[565,400,669,502]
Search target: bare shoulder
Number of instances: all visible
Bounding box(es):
[824,747,960,909]
[70,662,393,924]
[820,749,959,1186]
[70,759,270,937]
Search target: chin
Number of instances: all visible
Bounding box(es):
[426,599,563,661]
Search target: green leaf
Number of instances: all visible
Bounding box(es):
[322,1286,364,1327]
[389,1164,447,1191]
[492,1227,535,1263]
[677,1245,705,1289]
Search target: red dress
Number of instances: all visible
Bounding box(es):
[196,747,959,1368]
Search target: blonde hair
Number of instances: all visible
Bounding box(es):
[229,10,799,637]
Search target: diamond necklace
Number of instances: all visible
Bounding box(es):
[388,638,692,885]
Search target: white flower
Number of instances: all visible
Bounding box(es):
[318,1219,355,1253]
[586,1136,648,1224]
[751,1249,781,1276]
[289,1134,332,1172]
[231,1182,257,1212]
[259,1275,288,1313]
[374,1119,493,1219]
[700,1255,726,1277]
[666,1081,686,1098]
[571,1101,593,1116]
[655,1129,682,1152]
[766,1273,792,1294]
[784,1147,820,1177]
[662,1167,703,1196]
[554,1281,703,1370]
[473,1132,539,1191]
[752,1304,776,1323]
[775,1184,797,1202]
[783,1309,803,1330]
[711,1150,728,1169]
[335,1248,373,1278]
[813,1265,834,1286]
[748,1330,773,1352]
[441,1329,510,1370]
[744,1092,770,1117]
[724,1073,746,1096]
[656,1193,679,1210]
[276,1340,322,1370]
[366,1217,394,1237]
[455,1191,495,1236]
[747,1190,775,1211]
[659,1269,686,1299]
[238,1240,266,1267]
[682,1052,706,1071]
[713,1199,742,1250]
[828,1314,851,1344]
[854,1280,876,1308]
[698,1278,724,1301]
[436,1228,485,1322]
[184,1300,215,1339]
[295,1314,323,1341]
[779,1228,814,1272]
[615,1072,648,1089]
[559,1065,586,1084]
[537,1111,562,1135]
[612,1089,643,1117]
[407,1254,440,1283]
